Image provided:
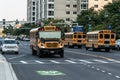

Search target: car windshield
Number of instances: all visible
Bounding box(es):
[4,40,16,44]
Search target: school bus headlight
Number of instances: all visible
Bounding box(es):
[59,45,63,48]
[41,46,45,48]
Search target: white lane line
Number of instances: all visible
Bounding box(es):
[108,73,112,75]
[20,61,28,64]
[35,60,44,64]
[91,66,95,69]
[93,59,108,63]
[101,70,106,73]
[108,59,120,63]
[65,60,77,64]
[9,55,26,60]
[79,60,93,63]
[96,68,100,71]
[115,76,120,79]
[50,60,60,64]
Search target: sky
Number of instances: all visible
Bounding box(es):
[0,0,27,21]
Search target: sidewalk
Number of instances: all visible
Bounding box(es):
[0,54,18,80]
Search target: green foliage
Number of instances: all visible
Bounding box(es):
[76,0,120,38]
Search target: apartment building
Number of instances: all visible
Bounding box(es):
[0,19,27,29]
[27,0,113,23]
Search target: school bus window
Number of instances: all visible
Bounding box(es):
[100,34,103,38]
[74,35,77,38]
[105,34,110,39]
[111,34,114,39]
[78,35,81,38]
[83,35,86,38]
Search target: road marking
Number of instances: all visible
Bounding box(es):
[96,68,100,71]
[65,60,76,64]
[93,59,108,63]
[35,60,44,64]
[108,73,112,75]
[79,60,93,63]
[108,59,120,63]
[36,70,65,76]
[65,50,113,60]
[115,76,120,79]
[20,61,28,64]
[9,55,26,60]
[101,70,105,73]
[50,60,60,64]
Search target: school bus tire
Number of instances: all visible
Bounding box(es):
[60,50,64,58]
[105,48,110,52]
[32,48,37,55]
[86,47,89,50]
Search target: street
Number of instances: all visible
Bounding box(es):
[2,41,120,80]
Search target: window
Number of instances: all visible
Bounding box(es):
[33,2,35,5]
[74,35,77,38]
[111,34,114,39]
[100,34,103,38]
[49,0,54,2]
[73,5,77,8]
[48,11,54,16]
[105,34,110,39]
[81,0,88,2]
[66,18,70,21]
[81,4,88,9]
[78,35,81,38]
[66,11,70,14]
[66,4,70,8]
[73,11,77,14]
[32,17,35,21]
[94,5,98,8]
[48,4,54,9]
[32,12,35,16]
[32,7,35,11]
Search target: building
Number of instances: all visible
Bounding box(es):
[0,19,27,29]
[27,0,113,23]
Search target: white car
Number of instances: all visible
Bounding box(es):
[1,38,19,54]
[115,39,120,50]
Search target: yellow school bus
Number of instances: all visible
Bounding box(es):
[85,30,116,52]
[64,32,86,48]
[30,26,64,58]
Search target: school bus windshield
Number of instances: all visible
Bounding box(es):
[39,31,61,38]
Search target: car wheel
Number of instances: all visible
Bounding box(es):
[15,52,19,54]
[2,51,5,54]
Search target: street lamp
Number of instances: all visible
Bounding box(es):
[104,12,109,29]
[88,16,92,31]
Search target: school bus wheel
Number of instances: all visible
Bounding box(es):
[32,48,37,55]
[60,50,64,58]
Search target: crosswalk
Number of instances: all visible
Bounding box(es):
[10,59,120,64]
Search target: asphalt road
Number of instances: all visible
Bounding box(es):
[2,41,120,80]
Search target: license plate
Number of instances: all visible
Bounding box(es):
[50,51,54,53]
[105,45,109,47]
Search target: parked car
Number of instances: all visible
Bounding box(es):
[0,37,4,51]
[115,39,120,50]
[1,38,19,54]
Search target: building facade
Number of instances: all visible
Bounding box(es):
[27,0,113,23]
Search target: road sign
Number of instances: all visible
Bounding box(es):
[72,26,84,32]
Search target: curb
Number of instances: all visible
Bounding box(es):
[0,54,18,80]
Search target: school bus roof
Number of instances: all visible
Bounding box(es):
[30,27,40,32]
[87,31,101,34]
[87,30,114,35]
[65,32,74,35]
